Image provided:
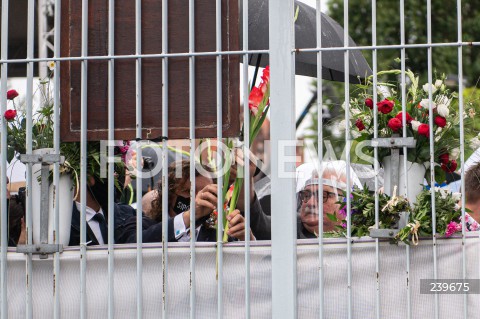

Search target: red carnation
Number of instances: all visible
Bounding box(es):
[377,99,394,114]
[395,111,413,124]
[441,160,457,173]
[439,153,450,165]
[4,109,17,122]
[434,116,447,128]
[365,98,373,109]
[418,124,430,137]
[387,117,402,132]
[7,89,18,100]
[355,119,365,131]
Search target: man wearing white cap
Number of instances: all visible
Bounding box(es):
[295,161,362,238]
[249,160,362,239]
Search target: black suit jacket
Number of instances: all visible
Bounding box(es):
[69,202,136,246]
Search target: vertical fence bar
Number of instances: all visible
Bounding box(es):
[135,0,143,317]
[315,1,325,318]
[0,0,8,317]
[79,1,89,318]
[371,0,381,316]
[242,1,251,318]
[343,0,353,318]
[425,0,439,317]
[161,0,169,317]
[456,0,467,316]
[398,0,412,317]
[53,0,62,317]
[215,0,224,317]
[188,0,196,317]
[270,0,297,318]
[25,0,35,318]
[107,0,116,318]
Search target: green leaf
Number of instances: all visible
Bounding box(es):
[326,213,338,222]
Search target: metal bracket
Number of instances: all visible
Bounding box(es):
[369,211,408,239]
[18,153,65,258]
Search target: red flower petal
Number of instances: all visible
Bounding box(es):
[7,89,18,100]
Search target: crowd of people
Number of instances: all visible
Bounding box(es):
[5,142,480,246]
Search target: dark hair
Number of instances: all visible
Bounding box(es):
[150,160,206,222]
[8,190,25,246]
[465,162,480,204]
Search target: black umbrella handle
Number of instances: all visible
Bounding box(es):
[251,54,263,91]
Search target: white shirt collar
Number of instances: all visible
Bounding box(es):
[75,202,105,222]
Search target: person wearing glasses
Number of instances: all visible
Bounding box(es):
[296,162,362,238]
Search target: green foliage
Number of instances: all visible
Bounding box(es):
[327,0,480,85]
[330,186,407,237]
[395,188,462,244]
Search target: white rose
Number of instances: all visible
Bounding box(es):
[420,99,436,109]
[437,104,450,117]
[351,108,361,116]
[434,79,443,88]
[350,130,361,139]
[411,120,421,131]
[423,83,437,94]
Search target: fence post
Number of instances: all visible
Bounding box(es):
[269,0,297,318]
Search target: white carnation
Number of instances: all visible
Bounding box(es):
[435,94,451,106]
[450,148,460,159]
[452,192,462,202]
[470,137,480,150]
[377,85,391,99]
[420,99,436,109]
[411,120,421,131]
[437,104,450,117]
[434,79,443,88]
[423,83,437,94]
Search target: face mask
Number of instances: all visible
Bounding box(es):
[172,195,191,215]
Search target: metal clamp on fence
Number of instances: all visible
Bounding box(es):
[16,153,65,258]
[369,135,415,239]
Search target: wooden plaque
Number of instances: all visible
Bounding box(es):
[60,0,240,141]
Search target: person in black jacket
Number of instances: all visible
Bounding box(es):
[116,160,253,244]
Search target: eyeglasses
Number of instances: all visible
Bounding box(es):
[299,190,338,203]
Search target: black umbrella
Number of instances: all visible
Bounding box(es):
[241,0,372,83]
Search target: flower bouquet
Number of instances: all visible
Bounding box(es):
[328,186,409,238]
[345,69,466,185]
[220,66,270,242]
[395,188,477,245]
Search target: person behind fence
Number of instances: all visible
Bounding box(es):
[69,174,136,246]
[116,159,254,243]
[247,160,363,239]
[464,162,480,222]
[295,161,363,238]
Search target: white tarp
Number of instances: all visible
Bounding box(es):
[5,235,480,318]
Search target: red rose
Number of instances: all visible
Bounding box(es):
[7,89,18,100]
[4,109,17,122]
[355,119,365,131]
[377,99,394,114]
[395,111,413,124]
[365,98,373,109]
[439,153,450,165]
[434,116,447,128]
[441,160,457,173]
[387,117,402,132]
[418,124,430,137]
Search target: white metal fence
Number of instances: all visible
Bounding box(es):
[1,0,479,318]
